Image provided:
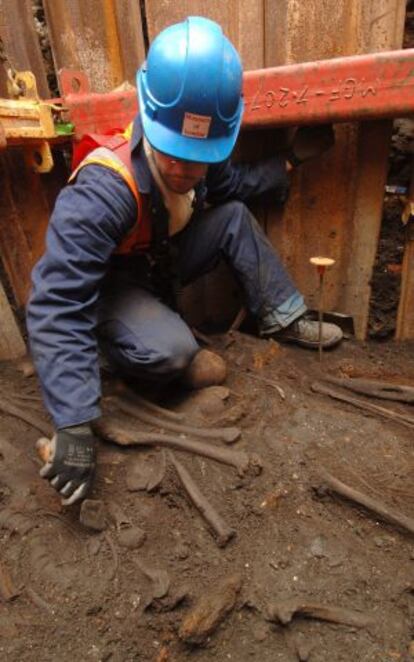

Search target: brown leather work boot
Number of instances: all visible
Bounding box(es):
[183,349,227,389]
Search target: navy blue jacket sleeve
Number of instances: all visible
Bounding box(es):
[27,165,137,429]
[205,155,289,205]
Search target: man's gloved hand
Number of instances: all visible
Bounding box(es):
[39,424,97,505]
[287,124,335,167]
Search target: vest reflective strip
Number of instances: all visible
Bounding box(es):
[122,123,133,140]
[69,149,137,196]
[67,144,150,253]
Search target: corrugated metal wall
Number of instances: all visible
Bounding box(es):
[0,0,408,346]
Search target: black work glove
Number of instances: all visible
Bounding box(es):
[39,424,97,505]
[287,124,335,167]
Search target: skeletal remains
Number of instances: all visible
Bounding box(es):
[23,387,260,548]
[93,393,263,547]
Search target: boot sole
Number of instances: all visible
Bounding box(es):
[274,334,343,350]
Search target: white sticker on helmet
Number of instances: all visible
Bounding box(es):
[182,112,211,139]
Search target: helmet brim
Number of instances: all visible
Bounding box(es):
[140,107,242,164]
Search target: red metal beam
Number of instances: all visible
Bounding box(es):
[59,48,414,138]
[242,48,414,128]
[58,70,138,139]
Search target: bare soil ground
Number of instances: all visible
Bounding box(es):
[0,333,413,662]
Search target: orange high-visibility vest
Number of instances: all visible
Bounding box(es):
[69,127,152,254]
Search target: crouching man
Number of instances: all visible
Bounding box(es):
[27,16,342,505]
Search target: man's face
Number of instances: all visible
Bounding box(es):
[152,148,208,194]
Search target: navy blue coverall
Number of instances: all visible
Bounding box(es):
[27,117,306,430]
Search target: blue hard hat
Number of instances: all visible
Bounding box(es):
[137,16,243,164]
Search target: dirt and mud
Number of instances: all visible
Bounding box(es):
[0,332,413,662]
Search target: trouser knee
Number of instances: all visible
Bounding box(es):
[156,338,198,376]
[98,320,199,380]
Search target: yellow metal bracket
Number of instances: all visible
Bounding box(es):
[1,71,58,173]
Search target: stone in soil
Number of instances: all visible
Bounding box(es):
[179,573,242,645]
[126,452,166,492]
[118,526,146,549]
[80,499,107,531]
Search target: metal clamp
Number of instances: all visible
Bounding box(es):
[0,71,64,173]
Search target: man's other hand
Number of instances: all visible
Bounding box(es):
[287,124,335,167]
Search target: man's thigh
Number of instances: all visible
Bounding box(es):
[174,200,298,316]
[96,286,198,377]
[174,200,275,282]
[173,201,242,283]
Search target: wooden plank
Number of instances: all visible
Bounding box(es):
[0,59,8,96]
[265,0,405,339]
[0,0,49,96]
[0,1,66,309]
[144,0,265,70]
[0,153,33,305]
[396,158,414,340]
[0,150,67,306]
[341,119,393,335]
[0,277,25,360]
[114,0,147,82]
[342,0,405,338]
[396,230,414,340]
[265,0,406,64]
[44,0,146,92]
